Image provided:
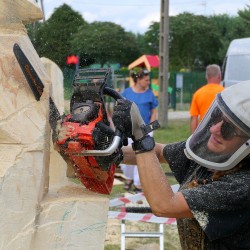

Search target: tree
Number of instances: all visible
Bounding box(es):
[28,4,87,68]
[169,13,221,71]
[208,14,236,64]
[210,12,250,64]
[71,21,141,67]
[238,5,250,23]
[28,3,250,72]
[141,22,160,54]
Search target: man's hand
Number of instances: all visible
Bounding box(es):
[112,99,145,141]
[92,122,123,170]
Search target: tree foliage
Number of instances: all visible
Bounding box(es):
[238,5,250,23]
[26,3,250,71]
[140,8,250,71]
[209,13,250,64]
[141,22,160,54]
[28,4,87,68]
[169,13,221,71]
[70,21,141,67]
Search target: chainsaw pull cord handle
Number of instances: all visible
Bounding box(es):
[74,87,124,156]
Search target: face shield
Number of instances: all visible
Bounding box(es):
[185,84,250,170]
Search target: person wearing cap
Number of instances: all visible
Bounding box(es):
[190,64,224,133]
[111,80,250,249]
[120,68,158,192]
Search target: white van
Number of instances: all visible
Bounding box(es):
[221,38,250,87]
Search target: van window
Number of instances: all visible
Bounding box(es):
[225,55,250,81]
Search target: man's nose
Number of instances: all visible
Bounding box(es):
[210,120,223,135]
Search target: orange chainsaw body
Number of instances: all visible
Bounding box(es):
[54,68,122,195]
[56,102,116,195]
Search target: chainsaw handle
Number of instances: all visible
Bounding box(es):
[74,129,122,156]
[103,86,124,100]
[74,87,124,156]
[103,86,124,151]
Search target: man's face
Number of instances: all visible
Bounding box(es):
[207,118,248,154]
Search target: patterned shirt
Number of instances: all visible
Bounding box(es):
[163,141,250,250]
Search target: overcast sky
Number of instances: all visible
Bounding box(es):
[41,0,250,33]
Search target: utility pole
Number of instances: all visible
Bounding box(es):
[35,0,45,21]
[158,0,169,127]
[40,0,45,22]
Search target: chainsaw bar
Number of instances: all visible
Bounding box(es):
[13,43,61,139]
[13,43,44,101]
[49,97,61,142]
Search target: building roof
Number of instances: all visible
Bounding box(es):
[128,55,159,71]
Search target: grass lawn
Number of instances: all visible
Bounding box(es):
[154,119,190,144]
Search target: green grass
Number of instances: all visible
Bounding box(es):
[110,184,125,199]
[153,118,190,180]
[155,118,190,181]
[154,119,190,144]
[104,244,120,250]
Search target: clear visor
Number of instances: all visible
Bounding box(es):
[185,100,250,170]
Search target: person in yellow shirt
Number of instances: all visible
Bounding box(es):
[190,64,224,133]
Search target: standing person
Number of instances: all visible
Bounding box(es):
[190,64,224,133]
[121,68,158,192]
[110,80,250,249]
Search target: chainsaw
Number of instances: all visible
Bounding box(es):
[55,68,124,194]
[13,43,124,195]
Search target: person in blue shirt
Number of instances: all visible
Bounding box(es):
[120,68,158,192]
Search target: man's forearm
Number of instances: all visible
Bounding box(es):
[136,151,175,215]
[122,143,166,165]
[136,150,193,218]
[122,145,136,165]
